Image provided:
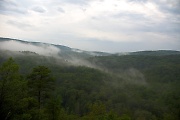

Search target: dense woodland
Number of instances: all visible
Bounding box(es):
[0,50,180,120]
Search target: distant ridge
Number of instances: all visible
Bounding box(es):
[129,50,180,56]
[0,37,71,50]
[0,37,111,57]
[0,37,180,56]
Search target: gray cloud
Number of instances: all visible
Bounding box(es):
[47,0,90,7]
[99,1,180,39]
[57,7,65,13]
[0,0,179,52]
[154,0,180,15]
[31,6,46,13]
[128,0,180,15]
[112,12,148,22]
[0,0,27,15]
[144,22,180,34]
[113,12,180,34]
[61,0,89,5]
[7,20,33,30]
[127,0,148,3]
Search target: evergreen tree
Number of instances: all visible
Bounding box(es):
[0,57,26,120]
[27,66,55,120]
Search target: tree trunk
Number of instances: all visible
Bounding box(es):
[38,90,41,120]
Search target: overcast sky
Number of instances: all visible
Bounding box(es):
[0,0,180,52]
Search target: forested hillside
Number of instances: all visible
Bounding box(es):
[0,50,180,120]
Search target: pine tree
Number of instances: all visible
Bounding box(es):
[0,57,26,119]
[27,66,55,120]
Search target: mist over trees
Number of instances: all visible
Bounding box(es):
[0,51,180,120]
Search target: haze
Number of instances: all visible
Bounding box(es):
[0,0,180,52]
[0,40,60,56]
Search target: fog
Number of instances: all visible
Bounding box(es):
[0,40,60,56]
[122,68,147,85]
[0,40,147,86]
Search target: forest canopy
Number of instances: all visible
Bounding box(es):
[0,53,180,120]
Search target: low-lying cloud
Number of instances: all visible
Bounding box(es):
[0,40,60,56]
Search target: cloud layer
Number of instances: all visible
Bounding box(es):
[0,40,60,56]
[0,0,179,52]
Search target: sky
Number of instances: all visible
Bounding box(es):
[0,0,180,53]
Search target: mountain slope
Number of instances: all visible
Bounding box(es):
[0,37,180,119]
[0,37,111,58]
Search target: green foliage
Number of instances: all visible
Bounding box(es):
[0,58,27,120]
[27,66,55,120]
[45,96,62,120]
[0,53,180,120]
